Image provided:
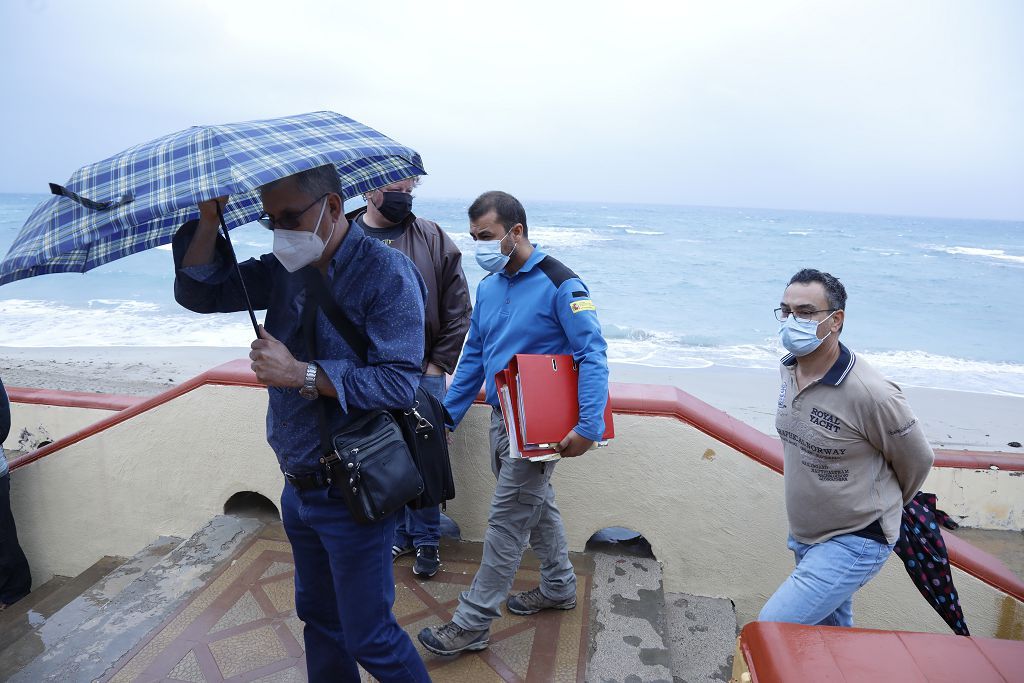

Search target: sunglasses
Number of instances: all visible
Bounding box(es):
[257,194,329,230]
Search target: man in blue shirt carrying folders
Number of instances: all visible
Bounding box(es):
[418,191,610,656]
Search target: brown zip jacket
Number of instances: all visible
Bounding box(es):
[347,208,472,374]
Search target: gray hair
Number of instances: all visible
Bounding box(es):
[261,164,343,200]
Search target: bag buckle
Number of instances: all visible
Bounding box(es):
[405,401,433,432]
[320,451,342,485]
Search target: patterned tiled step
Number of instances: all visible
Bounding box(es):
[9,515,263,683]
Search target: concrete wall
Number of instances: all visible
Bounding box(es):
[11,385,281,585]
[925,467,1024,531]
[8,403,122,452]
[9,387,1023,641]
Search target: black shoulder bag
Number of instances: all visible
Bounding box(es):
[301,268,454,524]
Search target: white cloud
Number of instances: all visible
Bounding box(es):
[0,0,1021,219]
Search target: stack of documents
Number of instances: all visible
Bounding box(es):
[494,354,614,462]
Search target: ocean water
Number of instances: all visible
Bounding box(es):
[2,193,1023,396]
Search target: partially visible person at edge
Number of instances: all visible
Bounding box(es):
[418,191,609,656]
[172,164,431,682]
[0,376,32,610]
[759,268,934,627]
[349,176,471,579]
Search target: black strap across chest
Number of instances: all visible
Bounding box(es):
[300,266,372,456]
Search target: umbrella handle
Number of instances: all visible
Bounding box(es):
[214,202,261,339]
[49,183,134,211]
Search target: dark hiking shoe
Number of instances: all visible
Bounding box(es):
[418,621,489,655]
[412,546,441,578]
[392,543,414,562]
[506,587,577,615]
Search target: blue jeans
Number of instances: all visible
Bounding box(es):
[281,482,429,682]
[394,373,446,549]
[758,533,894,627]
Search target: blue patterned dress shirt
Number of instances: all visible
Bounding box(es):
[172,220,426,474]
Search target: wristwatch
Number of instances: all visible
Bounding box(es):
[298,362,319,400]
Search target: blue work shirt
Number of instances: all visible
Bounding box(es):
[172,220,426,474]
[444,248,609,442]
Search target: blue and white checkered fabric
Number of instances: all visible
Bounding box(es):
[0,111,426,286]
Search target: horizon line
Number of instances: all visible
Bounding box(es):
[0,190,1020,225]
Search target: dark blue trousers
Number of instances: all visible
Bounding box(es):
[281,482,430,682]
[0,473,31,605]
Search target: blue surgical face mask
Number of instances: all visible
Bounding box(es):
[474,231,516,273]
[779,310,836,357]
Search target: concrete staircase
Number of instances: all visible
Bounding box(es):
[0,515,263,682]
[586,541,738,683]
[1,518,737,682]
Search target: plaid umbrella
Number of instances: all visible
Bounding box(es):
[0,111,425,288]
[895,492,970,636]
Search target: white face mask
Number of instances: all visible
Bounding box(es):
[272,199,333,272]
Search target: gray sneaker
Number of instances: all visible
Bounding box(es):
[506,587,576,615]
[417,621,489,656]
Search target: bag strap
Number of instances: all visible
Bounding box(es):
[301,266,369,362]
[300,266,417,457]
[299,279,335,457]
[302,266,391,458]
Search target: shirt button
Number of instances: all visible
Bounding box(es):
[505,299,511,304]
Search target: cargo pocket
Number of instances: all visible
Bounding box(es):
[516,487,546,528]
[516,488,545,507]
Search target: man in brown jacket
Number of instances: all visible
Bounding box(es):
[349,177,471,578]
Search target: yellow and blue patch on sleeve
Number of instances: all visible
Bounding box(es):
[570,298,596,313]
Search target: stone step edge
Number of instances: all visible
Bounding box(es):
[27,536,185,650]
[663,591,739,683]
[10,515,263,683]
[588,551,674,683]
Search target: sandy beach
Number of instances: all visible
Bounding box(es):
[2,346,1022,453]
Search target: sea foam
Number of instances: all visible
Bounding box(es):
[935,245,1024,264]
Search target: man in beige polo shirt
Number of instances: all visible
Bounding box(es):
[759,268,934,627]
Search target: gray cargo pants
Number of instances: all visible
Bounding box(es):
[451,408,577,631]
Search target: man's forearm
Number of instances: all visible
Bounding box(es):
[181,213,222,267]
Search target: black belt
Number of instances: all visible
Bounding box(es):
[284,469,330,490]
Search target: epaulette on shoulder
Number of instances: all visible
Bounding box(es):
[536,256,580,288]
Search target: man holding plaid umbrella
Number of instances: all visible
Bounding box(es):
[174,164,430,682]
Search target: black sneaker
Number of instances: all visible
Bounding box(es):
[506,587,576,615]
[418,621,489,655]
[392,544,414,562]
[412,545,440,578]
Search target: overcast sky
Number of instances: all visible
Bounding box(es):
[1,0,1021,220]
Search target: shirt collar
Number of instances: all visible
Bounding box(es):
[781,341,856,386]
[501,245,545,278]
[328,219,365,275]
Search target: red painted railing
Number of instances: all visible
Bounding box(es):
[7,360,1024,603]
